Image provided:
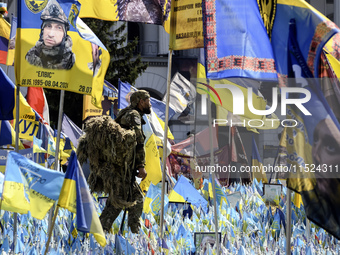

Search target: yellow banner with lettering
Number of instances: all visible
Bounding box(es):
[169,0,204,50]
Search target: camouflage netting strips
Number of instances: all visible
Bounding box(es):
[77,116,137,209]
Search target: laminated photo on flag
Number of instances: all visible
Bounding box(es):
[83,80,118,121]
[78,0,171,26]
[15,0,110,108]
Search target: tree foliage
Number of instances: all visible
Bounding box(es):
[45,19,147,128]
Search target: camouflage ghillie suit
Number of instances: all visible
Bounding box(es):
[25,0,75,70]
[77,90,150,233]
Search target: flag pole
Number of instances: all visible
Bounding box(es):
[207,83,220,255]
[227,126,231,186]
[44,205,60,255]
[54,90,65,172]
[47,90,65,240]
[13,83,20,251]
[11,0,18,249]
[306,218,310,241]
[160,48,172,239]
[285,188,292,255]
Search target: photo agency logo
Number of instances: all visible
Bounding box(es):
[198,82,312,128]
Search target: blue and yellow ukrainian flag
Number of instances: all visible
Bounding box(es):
[143,183,169,216]
[117,80,137,110]
[252,136,268,183]
[0,15,10,65]
[140,115,163,192]
[0,67,36,121]
[2,151,64,219]
[271,210,281,238]
[33,136,47,154]
[16,0,110,108]
[168,175,207,212]
[271,0,340,79]
[284,17,340,240]
[0,120,25,149]
[58,151,106,247]
[208,175,230,209]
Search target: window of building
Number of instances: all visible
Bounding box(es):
[128,22,141,54]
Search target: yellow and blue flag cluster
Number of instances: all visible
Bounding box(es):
[58,151,106,247]
[2,151,65,220]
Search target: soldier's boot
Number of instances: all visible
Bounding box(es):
[127,212,142,234]
[99,202,121,232]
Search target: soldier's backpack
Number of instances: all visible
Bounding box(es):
[77,116,137,207]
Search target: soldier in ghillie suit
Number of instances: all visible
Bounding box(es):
[25,0,75,70]
[77,90,150,233]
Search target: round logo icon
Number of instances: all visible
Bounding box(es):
[25,0,48,14]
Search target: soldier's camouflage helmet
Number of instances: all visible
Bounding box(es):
[41,0,69,31]
[130,90,150,107]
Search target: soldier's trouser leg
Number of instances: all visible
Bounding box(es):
[127,182,144,234]
[99,201,122,232]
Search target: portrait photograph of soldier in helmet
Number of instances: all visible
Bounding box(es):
[25,0,75,70]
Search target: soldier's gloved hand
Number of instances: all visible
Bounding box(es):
[137,167,147,180]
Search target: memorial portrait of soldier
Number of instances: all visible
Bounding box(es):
[25,0,75,70]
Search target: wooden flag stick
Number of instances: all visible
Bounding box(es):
[44,205,60,255]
